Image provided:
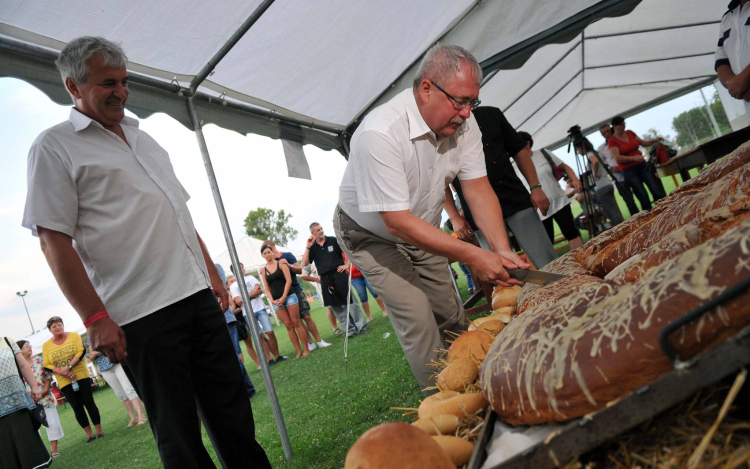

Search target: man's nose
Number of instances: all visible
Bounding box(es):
[458,106,472,119]
[113,83,128,99]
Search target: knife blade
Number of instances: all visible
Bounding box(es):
[506,269,568,286]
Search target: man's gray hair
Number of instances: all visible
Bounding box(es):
[56,36,128,85]
[309,222,321,233]
[413,44,482,90]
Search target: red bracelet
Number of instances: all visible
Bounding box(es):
[84,311,109,328]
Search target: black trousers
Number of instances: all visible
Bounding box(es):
[614,179,640,217]
[121,289,271,469]
[60,378,100,429]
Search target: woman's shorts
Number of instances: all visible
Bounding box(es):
[252,309,274,333]
[272,292,299,311]
[352,276,378,302]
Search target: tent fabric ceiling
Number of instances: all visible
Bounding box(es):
[0,0,724,153]
[479,0,723,149]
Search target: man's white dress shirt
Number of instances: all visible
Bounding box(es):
[716,0,750,116]
[23,108,211,326]
[596,143,624,183]
[339,89,486,242]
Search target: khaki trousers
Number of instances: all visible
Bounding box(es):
[333,205,466,394]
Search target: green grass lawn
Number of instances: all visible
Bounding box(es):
[44,279,476,468]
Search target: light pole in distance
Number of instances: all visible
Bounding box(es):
[16,290,35,334]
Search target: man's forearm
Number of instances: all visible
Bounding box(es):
[301,249,310,266]
[39,227,105,320]
[512,147,540,187]
[717,64,734,88]
[444,188,462,222]
[461,178,512,253]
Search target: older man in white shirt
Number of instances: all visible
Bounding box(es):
[334,44,527,393]
[22,36,270,469]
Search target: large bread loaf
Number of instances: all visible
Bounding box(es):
[482,145,750,426]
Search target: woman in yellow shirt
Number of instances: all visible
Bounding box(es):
[42,316,103,444]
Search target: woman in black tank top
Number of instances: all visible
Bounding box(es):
[261,244,310,358]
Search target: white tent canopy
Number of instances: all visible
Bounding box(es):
[1,0,724,154]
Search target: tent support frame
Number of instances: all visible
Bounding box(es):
[186,96,294,461]
[188,0,275,95]
[0,36,343,143]
[543,76,717,150]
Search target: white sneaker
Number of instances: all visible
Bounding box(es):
[308,342,317,351]
[317,340,332,348]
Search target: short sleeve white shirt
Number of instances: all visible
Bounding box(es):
[338,89,486,242]
[230,275,265,313]
[716,1,750,116]
[513,150,570,221]
[596,143,624,182]
[22,109,211,326]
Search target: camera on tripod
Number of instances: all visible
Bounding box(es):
[565,124,616,237]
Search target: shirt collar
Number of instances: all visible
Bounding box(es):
[68,107,139,133]
[728,0,741,12]
[404,90,433,140]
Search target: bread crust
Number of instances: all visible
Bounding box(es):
[482,144,750,426]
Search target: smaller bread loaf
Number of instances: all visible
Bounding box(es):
[412,414,460,436]
[491,306,515,317]
[418,391,460,419]
[447,331,494,363]
[344,422,455,469]
[477,319,505,337]
[468,316,494,331]
[432,435,475,466]
[437,358,479,392]
[491,286,521,310]
[419,392,488,420]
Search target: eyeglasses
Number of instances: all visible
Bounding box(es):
[431,81,481,111]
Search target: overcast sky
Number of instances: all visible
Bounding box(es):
[0,77,720,340]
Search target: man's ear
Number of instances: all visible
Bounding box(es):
[419,79,433,103]
[65,77,82,100]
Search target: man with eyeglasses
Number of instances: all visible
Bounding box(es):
[334,44,528,393]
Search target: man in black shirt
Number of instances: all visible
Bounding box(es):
[447,106,558,268]
[301,222,367,337]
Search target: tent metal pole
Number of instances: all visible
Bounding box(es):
[189,0,275,94]
[515,70,583,129]
[585,20,721,40]
[586,52,715,70]
[185,96,293,461]
[584,74,717,90]
[501,39,583,113]
[700,88,723,137]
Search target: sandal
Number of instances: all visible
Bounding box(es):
[137,418,148,426]
[51,451,61,458]
[126,420,138,428]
